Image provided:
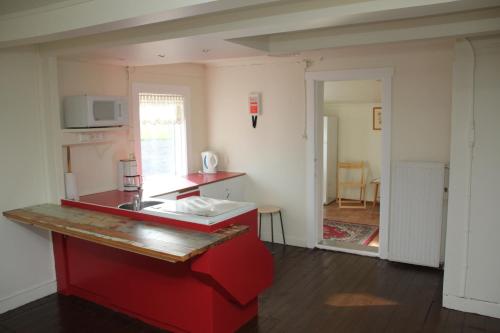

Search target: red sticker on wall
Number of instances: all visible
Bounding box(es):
[250,102,258,114]
[249,93,261,115]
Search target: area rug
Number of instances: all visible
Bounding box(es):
[323,220,379,246]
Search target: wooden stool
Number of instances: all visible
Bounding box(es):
[258,206,286,245]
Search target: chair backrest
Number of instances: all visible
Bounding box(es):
[337,161,365,184]
[338,161,365,170]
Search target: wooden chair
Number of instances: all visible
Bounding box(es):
[337,161,367,209]
[371,178,380,208]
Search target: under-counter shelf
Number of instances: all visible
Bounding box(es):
[61,126,128,133]
[61,126,129,146]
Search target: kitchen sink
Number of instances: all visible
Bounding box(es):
[118,200,164,211]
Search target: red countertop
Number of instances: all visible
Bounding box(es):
[184,171,245,187]
[79,171,245,207]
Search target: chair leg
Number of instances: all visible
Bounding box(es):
[362,186,366,208]
[373,183,379,208]
[270,213,274,244]
[259,213,262,239]
[279,211,286,245]
[372,184,377,208]
[338,188,342,208]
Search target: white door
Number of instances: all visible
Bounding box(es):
[465,44,500,303]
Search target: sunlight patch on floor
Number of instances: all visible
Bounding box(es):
[325,293,398,307]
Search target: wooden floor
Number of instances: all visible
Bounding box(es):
[324,201,380,247]
[324,201,380,226]
[1,244,499,333]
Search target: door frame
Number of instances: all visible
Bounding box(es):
[305,68,393,259]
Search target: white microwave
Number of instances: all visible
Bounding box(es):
[63,95,128,128]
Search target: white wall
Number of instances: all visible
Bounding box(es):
[324,102,382,201]
[0,47,56,313]
[443,37,500,319]
[206,39,453,246]
[309,39,453,163]
[129,63,207,173]
[58,60,130,195]
[57,61,207,195]
[206,62,307,246]
[324,80,382,103]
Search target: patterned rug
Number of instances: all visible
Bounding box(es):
[323,220,379,246]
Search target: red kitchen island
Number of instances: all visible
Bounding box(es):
[3,199,273,333]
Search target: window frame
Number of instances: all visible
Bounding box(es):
[131,83,192,179]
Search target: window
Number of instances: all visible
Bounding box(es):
[138,93,187,187]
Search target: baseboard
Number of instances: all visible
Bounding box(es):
[315,243,379,257]
[443,294,500,319]
[0,280,57,314]
[258,232,307,248]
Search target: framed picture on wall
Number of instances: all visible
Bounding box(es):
[373,107,382,130]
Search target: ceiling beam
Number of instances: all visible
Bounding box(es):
[37,0,500,56]
[0,0,279,48]
[260,7,500,54]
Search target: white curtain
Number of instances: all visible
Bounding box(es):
[139,93,184,124]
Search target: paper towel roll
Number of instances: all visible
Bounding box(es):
[64,172,79,200]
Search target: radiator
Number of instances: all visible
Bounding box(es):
[388,161,445,267]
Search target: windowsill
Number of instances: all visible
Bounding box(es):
[142,175,198,198]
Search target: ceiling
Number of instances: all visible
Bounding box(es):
[60,35,267,66]
[0,0,279,48]
[3,0,500,66]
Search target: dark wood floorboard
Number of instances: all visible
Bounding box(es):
[1,243,499,333]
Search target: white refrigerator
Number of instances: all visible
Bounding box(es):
[323,115,338,205]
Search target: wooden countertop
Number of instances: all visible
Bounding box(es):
[3,204,248,263]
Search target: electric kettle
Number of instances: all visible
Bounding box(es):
[201,151,218,173]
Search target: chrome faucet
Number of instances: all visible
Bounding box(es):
[132,186,143,211]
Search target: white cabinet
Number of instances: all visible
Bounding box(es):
[463,41,500,304]
[199,176,245,201]
[444,38,500,317]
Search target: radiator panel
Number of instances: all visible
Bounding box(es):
[389,161,445,267]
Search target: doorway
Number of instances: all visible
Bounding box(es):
[305,68,393,258]
[321,80,382,254]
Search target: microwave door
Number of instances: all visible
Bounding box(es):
[92,100,118,127]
